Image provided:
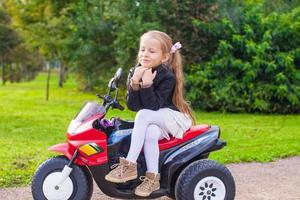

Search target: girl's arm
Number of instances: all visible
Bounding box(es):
[139,75,176,110]
[126,67,143,111]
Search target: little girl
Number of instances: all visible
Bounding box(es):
[105,30,195,197]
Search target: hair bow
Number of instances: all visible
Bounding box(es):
[170,42,182,53]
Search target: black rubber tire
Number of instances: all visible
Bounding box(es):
[175,159,235,200]
[31,156,93,200]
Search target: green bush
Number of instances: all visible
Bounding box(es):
[187,6,300,113]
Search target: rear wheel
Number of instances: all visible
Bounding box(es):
[175,159,235,200]
[31,156,93,200]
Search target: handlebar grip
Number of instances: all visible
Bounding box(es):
[114,101,124,111]
[96,94,104,99]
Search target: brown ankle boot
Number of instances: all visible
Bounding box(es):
[105,157,137,183]
[134,172,160,197]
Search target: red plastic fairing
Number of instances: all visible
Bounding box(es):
[158,124,210,150]
[49,143,87,165]
[67,128,108,166]
[48,143,73,160]
[69,140,107,166]
[49,143,69,155]
[49,128,108,166]
[67,126,107,141]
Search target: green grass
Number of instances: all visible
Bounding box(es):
[0,72,299,187]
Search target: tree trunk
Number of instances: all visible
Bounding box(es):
[58,61,65,87]
[16,63,21,82]
[1,59,6,85]
[9,64,14,83]
[46,62,51,101]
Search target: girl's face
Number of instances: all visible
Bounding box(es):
[138,35,169,68]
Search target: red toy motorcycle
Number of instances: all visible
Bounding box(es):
[31,68,235,200]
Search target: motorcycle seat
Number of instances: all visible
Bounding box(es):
[158,124,210,150]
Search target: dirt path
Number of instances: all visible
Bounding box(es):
[1,156,300,200]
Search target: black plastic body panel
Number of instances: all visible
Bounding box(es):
[88,125,225,199]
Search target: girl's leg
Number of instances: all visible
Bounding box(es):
[134,124,163,197]
[106,109,166,184]
[126,109,166,163]
[143,124,165,173]
[125,111,149,162]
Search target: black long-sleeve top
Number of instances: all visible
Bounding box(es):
[126,64,178,111]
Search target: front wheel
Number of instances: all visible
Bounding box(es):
[175,159,235,200]
[31,156,93,200]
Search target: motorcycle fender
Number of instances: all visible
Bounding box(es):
[161,127,221,191]
[48,143,71,159]
[48,143,99,166]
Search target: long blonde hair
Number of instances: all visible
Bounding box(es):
[139,30,196,124]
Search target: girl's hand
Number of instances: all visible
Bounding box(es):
[132,66,147,82]
[141,69,157,85]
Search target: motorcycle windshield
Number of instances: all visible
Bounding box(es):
[74,101,105,122]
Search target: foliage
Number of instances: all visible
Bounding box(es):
[6,45,43,82]
[3,0,300,113]
[62,1,117,90]
[159,0,220,66]
[0,6,42,84]
[187,5,300,113]
[5,1,162,89]
[0,9,20,60]
[262,0,300,14]
[111,1,162,72]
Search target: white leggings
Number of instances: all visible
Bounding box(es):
[126,109,168,173]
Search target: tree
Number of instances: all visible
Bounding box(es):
[6,44,43,82]
[6,0,73,87]
[0,9,20,85]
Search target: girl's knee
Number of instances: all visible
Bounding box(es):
[135,109,152,122]
[145,124,162,141]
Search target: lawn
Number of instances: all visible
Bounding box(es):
[0,72,299,187]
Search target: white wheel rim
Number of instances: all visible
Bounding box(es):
[42,172,74,200]
[193,176,226,200]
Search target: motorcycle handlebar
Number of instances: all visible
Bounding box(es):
[98,94,125,111]
[98,73,124,111]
